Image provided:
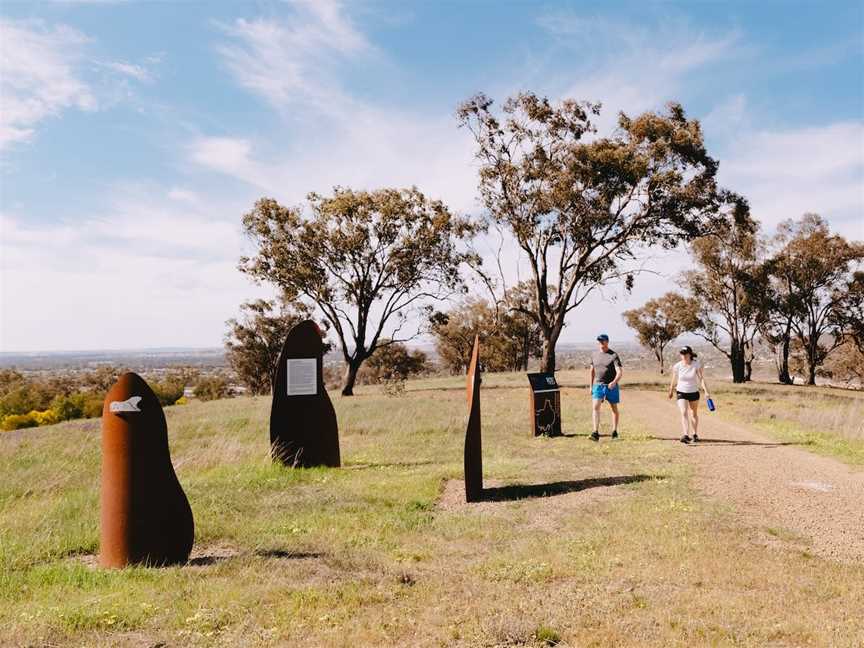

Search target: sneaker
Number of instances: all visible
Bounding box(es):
[590,431,600,442]
[611,430,619,439]
[692,433,699,443]
[680,435,692,444]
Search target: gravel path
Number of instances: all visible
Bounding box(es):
[629,390,864,563]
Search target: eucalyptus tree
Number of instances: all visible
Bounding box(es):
[771,214,864,385]
[623,292,700,373]
[224,297,316,395]
[457,92,743,372]
[684,215,762,383]
[240,187,476,395]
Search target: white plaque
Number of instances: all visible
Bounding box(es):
[287,358,317,395]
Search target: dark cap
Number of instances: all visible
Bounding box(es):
[679,345,697,358]
[596,333,609,342]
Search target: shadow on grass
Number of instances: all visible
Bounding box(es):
[480,474,659,502]
[188,549,324,566]
[344,460,435,470]
[648,435,808,448]
[254,549,324,560]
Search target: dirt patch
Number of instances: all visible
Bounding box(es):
[630,389,864,563]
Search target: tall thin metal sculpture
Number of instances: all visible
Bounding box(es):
[464,335,483,502]
[270,320,340,467]
[100,372,194,568]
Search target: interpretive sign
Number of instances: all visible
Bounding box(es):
[287,359,317,395]
[528,372,562,437]
[270,320,340,467]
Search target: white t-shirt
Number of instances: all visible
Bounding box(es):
[674,359,701,393]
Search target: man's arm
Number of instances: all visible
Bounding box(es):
[589,365,595,392]
[609,364,623,388]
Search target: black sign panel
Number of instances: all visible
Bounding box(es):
[527,372,562,437]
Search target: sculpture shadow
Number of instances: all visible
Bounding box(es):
[187,555,234,567]
[648,435,806,448]
[187,549,324,566]
[344,460,435,470]
[481,474,658,502]
[254,549,324,560]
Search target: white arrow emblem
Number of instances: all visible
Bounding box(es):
[110,396,142,413]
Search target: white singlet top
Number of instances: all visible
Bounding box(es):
[674,359,701,393]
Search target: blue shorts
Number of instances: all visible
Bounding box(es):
[592,383,620,404]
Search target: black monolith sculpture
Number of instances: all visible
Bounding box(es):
[270,320,340,467]
[100,372,194,567]
[464,335,483,502]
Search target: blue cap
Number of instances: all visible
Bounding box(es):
[597,333,609,342]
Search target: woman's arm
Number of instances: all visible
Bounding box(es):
[698,366,710,397]
[668,366,677,399]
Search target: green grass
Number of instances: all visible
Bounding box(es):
[1,371,863,646]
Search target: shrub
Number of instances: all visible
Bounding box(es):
[194,376,231,401]
[31,409,59,426]
[151,380,185,407]
[1,412,39,431]
[0,382,55,418]
[174,396,189,405]
[51,393,87,421]
[82,396,104,419]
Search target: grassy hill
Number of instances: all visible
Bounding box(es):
[1,371,863,646]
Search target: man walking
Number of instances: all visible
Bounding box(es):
[589,333,623,441]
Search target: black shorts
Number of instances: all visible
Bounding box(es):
[676,391,700,402]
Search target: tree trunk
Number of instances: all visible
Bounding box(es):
[539,331,558,374]
[730,340,746,383]
[806,338,818,386]
[341,360,362,396]
[777,334,792,384]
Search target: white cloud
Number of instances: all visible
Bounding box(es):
[719,121,864,239]
[194,3,478,211]
[0,19,96,149]
[0,187,270,351]
[216,0,372,118]
[536,12,744,132]
[98,60,153,82]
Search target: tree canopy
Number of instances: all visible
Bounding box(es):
[623,292,700,373]
[224,297,317,395]
[240,187,477,395]
[458,92,745,372]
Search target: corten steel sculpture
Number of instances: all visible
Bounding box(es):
[270,320,340,467]
[464,335,483,502]
[100,372,194,568]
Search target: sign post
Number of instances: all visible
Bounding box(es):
[527,372,562,437]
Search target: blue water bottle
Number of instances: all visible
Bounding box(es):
[706,397,716,412]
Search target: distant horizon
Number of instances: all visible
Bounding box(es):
[0,333,713,357]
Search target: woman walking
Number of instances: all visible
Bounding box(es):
[668,346,711,444]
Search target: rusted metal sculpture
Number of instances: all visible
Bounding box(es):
[100,372,194,568]
[464,335,483,502]
[270,320,340,467]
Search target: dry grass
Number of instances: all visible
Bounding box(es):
[1,371,863,646]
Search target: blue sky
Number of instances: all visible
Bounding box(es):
[1,0,862,352]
